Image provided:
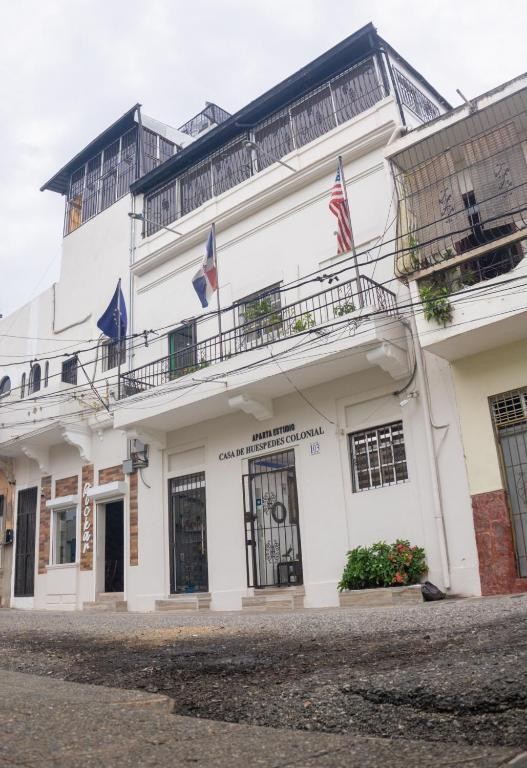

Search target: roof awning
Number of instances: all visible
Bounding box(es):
[41,104,141,195]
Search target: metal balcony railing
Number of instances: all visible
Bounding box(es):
[119,276,397,398]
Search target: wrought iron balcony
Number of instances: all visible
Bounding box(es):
[120,276,397,398]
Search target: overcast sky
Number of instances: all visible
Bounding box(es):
[1,0,525,318]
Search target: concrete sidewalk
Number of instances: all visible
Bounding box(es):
[0,669,524,768]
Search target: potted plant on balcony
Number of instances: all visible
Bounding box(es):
[334,301,355,317]
[291,312,315,333]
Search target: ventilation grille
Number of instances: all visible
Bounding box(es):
[491,389,527,428]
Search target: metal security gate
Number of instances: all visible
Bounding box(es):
[491,389,527,577]
[243,449,302,588]
[14,487,37,597]
[169,472,208,593]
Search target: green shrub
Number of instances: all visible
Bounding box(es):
[338,539,427,591]
[419,281,453,325]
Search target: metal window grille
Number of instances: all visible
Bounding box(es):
[169,471,208,594]
[491,389,527,428]
[212,137,252,197]
[349,421,409,492]
[61,357,78,385]
[63,124,175,236]
[180,158,213,217]
[102,339,126,372]
[393,69,440,122]
[392,103,527,277]
[290,84,336,148]
[236,283,283,346]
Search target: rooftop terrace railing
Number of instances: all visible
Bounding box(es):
[144,58,387,236]
[120,276,397,398]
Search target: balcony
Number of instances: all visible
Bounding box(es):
[115,277,407,433]
[121,277,397,397]
[388,83,527,359]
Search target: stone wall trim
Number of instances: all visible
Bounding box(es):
[472,489,527,595]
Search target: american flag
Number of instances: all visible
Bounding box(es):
[329,163,353,254]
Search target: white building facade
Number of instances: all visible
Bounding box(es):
[0,23,486,612]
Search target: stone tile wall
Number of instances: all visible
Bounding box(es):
[38,476,52,574]
[472,489,527,594]
[55,475,79,497]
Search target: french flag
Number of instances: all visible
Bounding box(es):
[192,227,218,308]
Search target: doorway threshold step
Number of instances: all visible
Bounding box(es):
[242,586,305,612]
[82,599,128,612]
[155,593,211,612]
[83,594,127,612]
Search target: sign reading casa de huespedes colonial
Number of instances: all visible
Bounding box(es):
[218,424,325,461]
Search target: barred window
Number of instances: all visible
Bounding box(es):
[102,339,126,372]
[236,283,282,345]
[349,421,409,492]
[61,357,78,385]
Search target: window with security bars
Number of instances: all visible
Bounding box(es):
[102,339,126,372]
[236,284,282,345]
[61,357,78,385]
[490,389,527,428]
[349,421,409,492]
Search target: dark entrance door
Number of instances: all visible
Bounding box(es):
[169,472,208,593]
[498,423,527,577]
[243,449,303,588]
[14,487,37,597]
[104,501,124,592]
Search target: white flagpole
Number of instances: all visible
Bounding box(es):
[117,278,122,400]
[338,155,363,308]
[212,223,224,361]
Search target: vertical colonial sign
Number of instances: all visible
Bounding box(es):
[80,464,94,570]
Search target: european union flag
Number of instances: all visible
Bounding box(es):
[97,279,127,341]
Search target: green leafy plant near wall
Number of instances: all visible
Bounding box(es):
[419,280,453,325]
[338,540,427,591]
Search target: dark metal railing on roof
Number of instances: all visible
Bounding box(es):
[63,125,177,236]
[145,58,386,236]
[178,103,232,138]
[393,69,440,123]
[119,276,397,398]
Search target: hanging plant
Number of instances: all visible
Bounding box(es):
[419,280,453,325]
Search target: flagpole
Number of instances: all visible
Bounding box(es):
[212,223,224,361]
[117,278,122,400]
[338,155,363,308]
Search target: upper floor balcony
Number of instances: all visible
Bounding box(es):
[41,105,185,237]
[114,276,408,434]
[389,80,527,359]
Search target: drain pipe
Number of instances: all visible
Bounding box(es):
[407,313,451,590]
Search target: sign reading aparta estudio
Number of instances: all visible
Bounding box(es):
[218,423,325,461]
